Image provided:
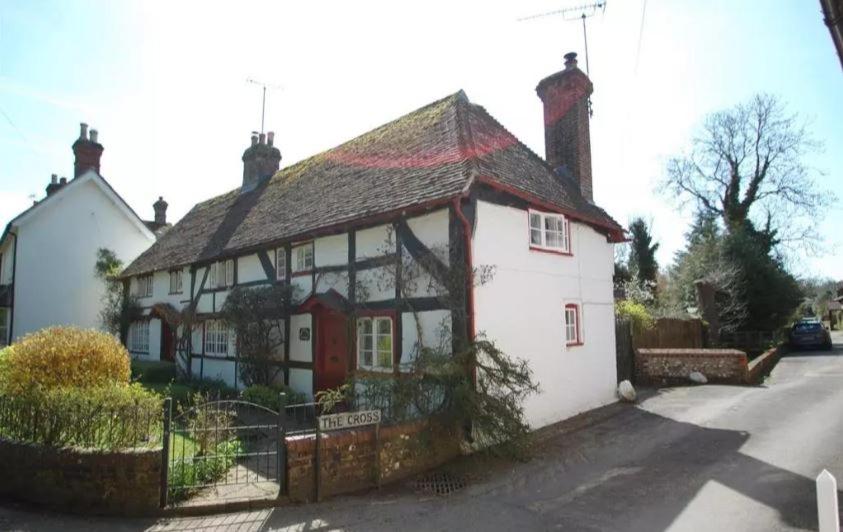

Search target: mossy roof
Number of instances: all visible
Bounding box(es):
[122,91,621,277]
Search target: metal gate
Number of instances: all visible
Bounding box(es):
[161,398,286,507]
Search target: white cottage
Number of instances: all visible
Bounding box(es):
[0,124,163,345]
[121,52,624,428]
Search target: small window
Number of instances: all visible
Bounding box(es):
[529,210,570,253]
[208,260,235,289]
[136,275,153,298]
[169,270,183,294]
[293,244,314,273]
[276,248,287,281]
[564,304,581,346]
[357,316,393,371]
[130,320,150,353]
[204,320,232,357]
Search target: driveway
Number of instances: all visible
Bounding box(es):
[2,335,842,531]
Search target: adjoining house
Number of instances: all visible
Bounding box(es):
[121,52,624,428]
[0,124,165,345]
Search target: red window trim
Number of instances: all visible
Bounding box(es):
[528,209,572,256]
[564,303,582,347]
[354,311,398,373]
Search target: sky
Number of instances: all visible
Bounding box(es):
[0,0,841,278]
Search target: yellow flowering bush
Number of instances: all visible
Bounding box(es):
[0,326,131,394]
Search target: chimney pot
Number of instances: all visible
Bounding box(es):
[564,52,578,70]
[241,132,281,191]
[267,131,274,146]
[251,134,258,146]
[89,129,98,143]
[51,174,58,184]
[259,132,266,145]
[79,123,88,140]
[59,177,67,184]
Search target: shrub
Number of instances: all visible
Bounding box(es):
[0,327,130,394]
[241,384,307,410]
[131,360,177,384]
[0,382,162,450]
[616,300,655,334]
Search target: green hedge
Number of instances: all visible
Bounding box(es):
[241,384,307,410]
[131,360,177,384]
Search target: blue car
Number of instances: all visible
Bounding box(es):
[789,319,833,350]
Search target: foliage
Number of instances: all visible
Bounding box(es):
[94,247,140,339]
[627,218,660,289]
[0,327,131,394]
[350,336,539,459]
[615,300,655,334]
[220,285,295,387]
[662,93,832,253]
[131,360,177,384]
[241,384,307,410]
[0,382,162,450]
[797,277,838,318]
[316,383,352,414]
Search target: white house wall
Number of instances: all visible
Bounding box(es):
[12,177,154,340]
[356,224,392,259]
[289,313,313,362]
[238,254,266,284]
[400,309,451,366]
[314,233,348,267]
[472,200,617,429]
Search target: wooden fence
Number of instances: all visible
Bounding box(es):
[633,318,706,349]
[615,318,634,383]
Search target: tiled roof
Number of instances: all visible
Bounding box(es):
[122,91,622,277]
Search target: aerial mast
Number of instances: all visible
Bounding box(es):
[246,78,283,134]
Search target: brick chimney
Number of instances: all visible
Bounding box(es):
[536,52,594,203]
[241,131,281,191]
[153,196,168,225]
[72,122,104,178]
[45,174,68,196]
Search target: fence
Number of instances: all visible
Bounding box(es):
[634,318,706,349]
[718,330,783,355]
[616,317,634,383]
[0,394,161,450]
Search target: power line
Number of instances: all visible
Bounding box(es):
[0,105,27,143]
[634,0,648,76]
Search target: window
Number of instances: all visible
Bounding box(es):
[136,275,153,298]
[529,210,570,253]
[275,248,287,281]
[564,304,581,346]
[129,320,150,353]
[0,308,8,347]
[204,320,232,357]
[293,244,313,273]
[357,316,393,371]
[169,270,183,294]
[208,259,235,289]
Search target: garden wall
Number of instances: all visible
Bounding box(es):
[285,419,459,502]
[635,348,749,385]
[0,438,161,516]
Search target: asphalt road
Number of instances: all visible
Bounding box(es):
[2,334,842,531]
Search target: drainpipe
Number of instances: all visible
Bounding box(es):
[452,197,475,343]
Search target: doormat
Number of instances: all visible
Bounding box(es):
[412,471,466,496]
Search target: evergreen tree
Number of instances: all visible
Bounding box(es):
[627,218,660,288]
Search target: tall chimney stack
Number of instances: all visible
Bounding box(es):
[72,122,104,178]
[153,196,168,225]
[536,52,594,203]
[241,130,281,192]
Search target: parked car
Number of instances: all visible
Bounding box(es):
[789,319,833,350]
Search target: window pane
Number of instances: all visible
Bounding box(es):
[377,318,391,335]
[377,334,391,353]
[362,319,373,335]
[362,349,373,367]
[363,335,373,351]
[530,229,542,246]
[276,249,286,279]
[530,213,541,230]
[378,348,392,368]
[546,231,563,249]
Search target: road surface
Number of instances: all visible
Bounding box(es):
[2,334,842,531]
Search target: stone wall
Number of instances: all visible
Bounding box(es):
[635,348,749,385]
[286,419,459,502]
[747,344,786,384]
[0,438,161,516]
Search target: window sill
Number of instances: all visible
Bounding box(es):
[529,245,572,256]
[354,368,395,377]
[566,342,584,348]
[168,291,183,296]
[291,271,312,278]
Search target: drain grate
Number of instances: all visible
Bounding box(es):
[412,471,466,496]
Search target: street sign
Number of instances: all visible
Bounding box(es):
[317,410,381,432]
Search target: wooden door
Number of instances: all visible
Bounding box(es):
[315,310,350,393]
[160,321,176,362]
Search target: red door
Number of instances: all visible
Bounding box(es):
[315,310,349,393]
[160,321,176,362]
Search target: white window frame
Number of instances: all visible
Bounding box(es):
[529,210,570,253]
[293,244,314,274]
[130,320,150,353]
[276,248,287,281]
[564,304,582,346]
[136,275,153,298]
[204,319,232,357]
[357,316,394,372]
[208,259,235,289]
[169,269,183,294]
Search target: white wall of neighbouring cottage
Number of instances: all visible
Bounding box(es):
[472,200,617,429]
[11,172,155,341]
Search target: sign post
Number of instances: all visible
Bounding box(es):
[314,410,382,502]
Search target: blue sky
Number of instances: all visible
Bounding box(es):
[1,0,840,278]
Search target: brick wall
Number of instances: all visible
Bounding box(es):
[286,419,459,502]
[746,344,786,384]
[635,348,749,385]
[0,438,161,516]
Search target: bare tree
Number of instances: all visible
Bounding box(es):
[663,94,831,253]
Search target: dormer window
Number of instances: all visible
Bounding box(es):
[529,210,570,254]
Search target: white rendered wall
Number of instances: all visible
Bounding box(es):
[12,176,154,340]
[472,201,617,429]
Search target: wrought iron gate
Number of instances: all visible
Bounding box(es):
[160,398,286,507]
